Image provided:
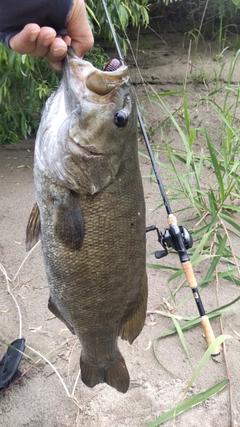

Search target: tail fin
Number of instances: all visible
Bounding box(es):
[80,352,130,393]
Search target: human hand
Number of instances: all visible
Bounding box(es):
[9,0,94,70]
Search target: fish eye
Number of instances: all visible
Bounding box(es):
[114,111,128,128]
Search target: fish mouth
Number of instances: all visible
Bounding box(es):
[67,47,126,75]
[69,136,105,158]
[66,48,129,96]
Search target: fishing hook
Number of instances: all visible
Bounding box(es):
[101,0,219,356]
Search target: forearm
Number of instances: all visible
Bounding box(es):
[0,0,74,47]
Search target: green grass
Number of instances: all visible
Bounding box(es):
[141,45,240,426]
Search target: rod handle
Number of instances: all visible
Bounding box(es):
[201,315,220,356]
[181,261,197,289]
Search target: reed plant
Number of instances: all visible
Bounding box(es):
[142,44,240,426]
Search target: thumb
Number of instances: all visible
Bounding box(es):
[67,0,94,57]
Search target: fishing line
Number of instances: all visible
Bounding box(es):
[101,0,220,356]
[102,0,172,214]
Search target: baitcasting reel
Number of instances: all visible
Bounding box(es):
[146,224,193,259]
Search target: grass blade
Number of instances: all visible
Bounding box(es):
[146,263,179,271]
[151,336,231,426]
[205,129,224,200]
[154,296,240,343]
[182,335,231,393]
[200,269,240,287]
[146,379,228,426]
[169,314,194,371]
[0,339,35,362]
[219,211,240,233]
[203,234,227,282]
[168,255,215,282]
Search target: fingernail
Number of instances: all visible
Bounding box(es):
[52,47,67,56]
[42,33,56,46]
[30,30,40,42]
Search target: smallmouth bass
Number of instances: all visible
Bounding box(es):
[27,49,147,393]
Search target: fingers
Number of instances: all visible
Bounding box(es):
[8,0,94,70]
[9,24,68,70]
[9,24,67,57]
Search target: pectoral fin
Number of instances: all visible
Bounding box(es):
[26,203,41,251]
[53,192,84,250]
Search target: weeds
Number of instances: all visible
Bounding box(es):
[141,38,240,425]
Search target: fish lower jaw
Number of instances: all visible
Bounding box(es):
[68,137,104,157]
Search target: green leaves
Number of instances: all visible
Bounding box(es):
[231,0,240,7]
[86,0,149,53]
[0,45,60,144]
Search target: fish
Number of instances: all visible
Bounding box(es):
[26,49,147,393]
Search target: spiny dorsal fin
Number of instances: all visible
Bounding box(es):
[26,203,41,251]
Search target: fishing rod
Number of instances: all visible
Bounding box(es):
[101,0,219,356]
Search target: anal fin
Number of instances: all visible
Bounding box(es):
[119,276,148,344]
[48,296,75,335]
[80,351,130,393]
[26,202,41,251]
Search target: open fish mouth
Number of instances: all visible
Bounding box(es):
[66,48,129,96]
[67,47,125,75]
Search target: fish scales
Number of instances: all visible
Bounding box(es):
[27,49,148,393]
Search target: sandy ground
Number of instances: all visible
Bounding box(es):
[0,32,240,426]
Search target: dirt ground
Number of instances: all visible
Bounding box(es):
[0,32,240,426]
